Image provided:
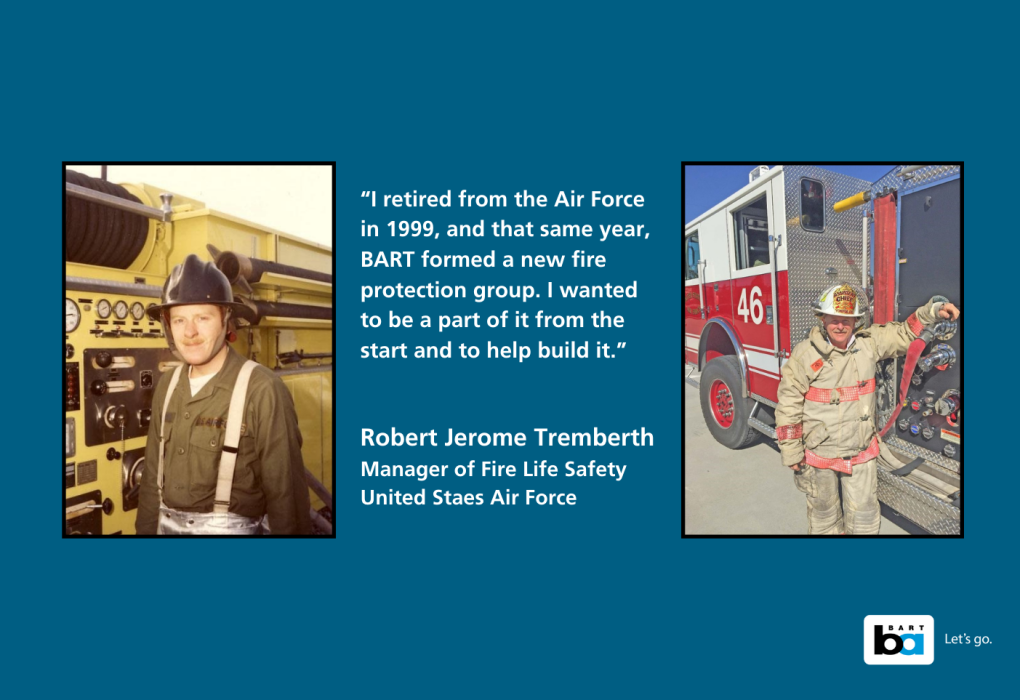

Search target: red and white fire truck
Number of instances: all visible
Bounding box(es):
[684,165,962,534]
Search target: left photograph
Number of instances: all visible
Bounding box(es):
[64,163,335,536]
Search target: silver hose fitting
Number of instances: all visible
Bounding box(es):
[917,344,956,373]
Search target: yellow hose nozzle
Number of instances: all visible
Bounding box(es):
[833,190,872,213]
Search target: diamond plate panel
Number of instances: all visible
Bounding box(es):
[884,435,961,476]
[783,166,874,345]
[899,165,960,193]
[748,416,776,439]
[750,392,777,409]
[877,467,960,535]
[869,166,901,194]
[870,165,961,197]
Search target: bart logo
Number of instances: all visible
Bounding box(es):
[864,615,934,665]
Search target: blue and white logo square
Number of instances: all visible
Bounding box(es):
[864,615,934,665]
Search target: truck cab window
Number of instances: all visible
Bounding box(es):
[733,197,769,270]
[800,178,824,232]
[685,233,700,280]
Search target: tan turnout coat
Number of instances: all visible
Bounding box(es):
[775,299,941,468]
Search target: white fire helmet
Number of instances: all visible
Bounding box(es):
[814,284,866,318]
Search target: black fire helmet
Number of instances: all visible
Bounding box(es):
[145,254,255,338]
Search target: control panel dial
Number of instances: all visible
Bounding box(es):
[65,299,81,333]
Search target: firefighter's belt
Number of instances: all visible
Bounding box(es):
[805,436,880,475]
[803,378,876,404]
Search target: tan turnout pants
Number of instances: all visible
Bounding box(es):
[793,459,880,535]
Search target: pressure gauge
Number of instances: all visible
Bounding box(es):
[96,299,112,319]
[131,302,145,320]
[65,298,80,333]
[114,300,129,319]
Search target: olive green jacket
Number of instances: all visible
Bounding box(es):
[775,298,943,467]
[135,347,312,534]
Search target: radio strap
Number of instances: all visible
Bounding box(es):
[891,456,925,477]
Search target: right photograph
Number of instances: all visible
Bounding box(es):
[683,164,962,537]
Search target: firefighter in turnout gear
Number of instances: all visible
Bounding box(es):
[135,255,312,535]
[775,284,960,535]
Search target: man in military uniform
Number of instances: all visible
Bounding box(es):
[775,284,960,535]
[136,255,312,535]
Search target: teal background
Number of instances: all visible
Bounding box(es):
[36,3,1006,699]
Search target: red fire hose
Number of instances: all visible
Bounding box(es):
[879,336,928,437]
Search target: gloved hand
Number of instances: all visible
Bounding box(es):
[938,302,960,321]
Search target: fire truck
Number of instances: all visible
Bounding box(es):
[64,168,334,535]
[684,165,961,535]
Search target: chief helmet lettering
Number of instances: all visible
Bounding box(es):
[833,284,857,315]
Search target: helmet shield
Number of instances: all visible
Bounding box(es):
[813,283,871,333]
[814,283,866,317]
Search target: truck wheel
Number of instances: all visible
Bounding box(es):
[700,356,758,449]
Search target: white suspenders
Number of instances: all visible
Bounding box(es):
[214,360,258,513]
[157,360,259,513]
